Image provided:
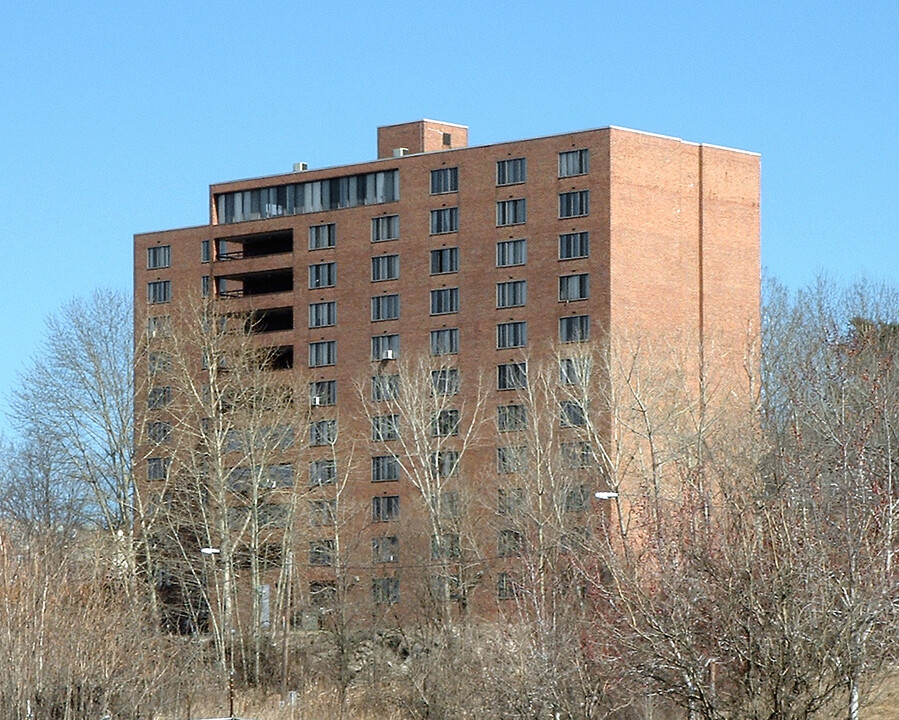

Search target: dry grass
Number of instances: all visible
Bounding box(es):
[863,670,899,720]
[156,683,407,720]
[189,673,899,720]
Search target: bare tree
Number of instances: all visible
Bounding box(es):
[584,280,899,720]
[0,530,184,720]
[0,437,88,540]
[139,295,314,685]
[358,354,489,625]
[8,289,140,580]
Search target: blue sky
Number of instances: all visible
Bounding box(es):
[1,1,898,432]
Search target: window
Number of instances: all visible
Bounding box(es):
[497,280,526,308]
[559,273,589,302]
[309,459,336,486]
[202,275,211,297]
[148,352,171,375]
[371,334,399,361]
[431,533,461,560]
[147,457,170,481]
[496,158,526,186]
[309,581,337,608]
[372,536,399,563]
[559,231,589,259]
[309,223,336,250]
[373,577,399,604]
[496,198,526,226]
[496,239,527,267]
[497,572,520,600]
[309,539,335,566]
[371,414,399,442]
[256,427,293,454]
[371,254,399,281]
[309,340,336,367]
[430,288,459,315]
[371,215,399,242]
[560,190,590,218]
[431,368,459,395]
[498,487,525,516]
[498,362,527,390]
[430,207,459,235]
[498,529,524,557]
[224,429,244,453]
[309,262,336,289]
[435,490,460,518]
[309,380,336,406]
[497,404,527,432]
[497,321,527,349]
[431,450,459,478]
[310,499,336,526]
[201,239,211,263]
[258,503,289,527]
[309,301,336,328]
[430,328,459,356]
[497,446,527,474]
[147,421,171,444]
[147,280,171,304]
[216,169,398,224]
[430,167,458,194]
[372,495,400,522]
[372,455,400,482]
[565,485,590,513]
[430,247,459,275]
[560,357,590,385]
[310,419,337,446]
[432,409,459,437]
[147,245,171,269]
[269,463,295,489]
[560,315,590,343]
[562,442,595,468]
[559,148,589,177]
[371,294,400,322]
[147,315,171,338]
[147,386,171,409]
[371,374,399,401]
[431,574,464,602]
[561,400,586,427]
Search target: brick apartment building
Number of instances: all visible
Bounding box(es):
[134,120,760,621]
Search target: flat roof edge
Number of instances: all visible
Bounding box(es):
[379,119,469,130]
[607,125,759,156]
[208,123,760,190]
[135,223,210,238]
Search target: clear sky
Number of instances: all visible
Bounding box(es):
[1,1,898,433]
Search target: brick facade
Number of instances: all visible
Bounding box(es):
[135,120,760,620]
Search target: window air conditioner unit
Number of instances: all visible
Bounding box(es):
[311,396,322,407]
[382,349,395,360]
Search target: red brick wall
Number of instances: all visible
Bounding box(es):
[377,120,469,158]
[135,122,760,618]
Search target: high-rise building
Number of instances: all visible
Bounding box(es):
[135,120,759,619]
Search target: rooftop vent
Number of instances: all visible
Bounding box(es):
[392,148,410,158]
[293,162,309,172]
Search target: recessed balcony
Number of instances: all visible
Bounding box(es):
[216,230,293,260]
[217,268,294,299]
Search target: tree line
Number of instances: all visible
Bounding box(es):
[1,279,898,720]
